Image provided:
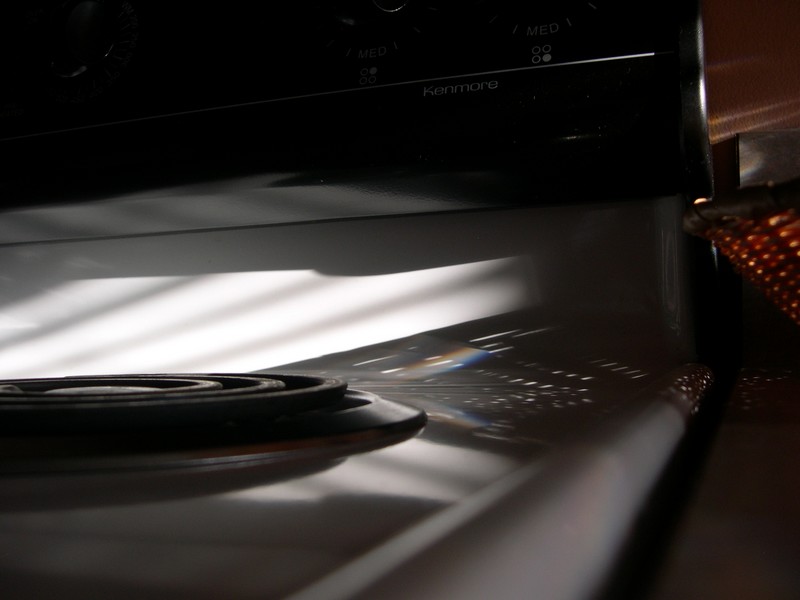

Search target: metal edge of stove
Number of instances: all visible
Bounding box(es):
[286,365,714,600]
[0,193,718,599]
[737,129,800,187]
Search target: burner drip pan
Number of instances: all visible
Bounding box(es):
[0,374,426,475]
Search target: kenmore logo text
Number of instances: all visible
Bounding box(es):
[422,80,499,97]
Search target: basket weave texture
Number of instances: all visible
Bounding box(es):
[685,179,800,325]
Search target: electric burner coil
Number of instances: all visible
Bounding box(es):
[0,373,427,476]
[0,373,348,433]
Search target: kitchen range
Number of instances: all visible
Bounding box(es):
[0,2,720,598]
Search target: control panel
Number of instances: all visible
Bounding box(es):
[0,1,710,208]
[2,1,668,137]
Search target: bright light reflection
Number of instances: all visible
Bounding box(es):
[222,438,516,504]
[382,346,489,379]
[0,258,527,378]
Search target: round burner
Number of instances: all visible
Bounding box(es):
[0,375,427,477]
[0,373,347,432]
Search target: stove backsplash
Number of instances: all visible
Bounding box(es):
[1,0,709,239]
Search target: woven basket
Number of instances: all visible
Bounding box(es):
[684,178,800,325]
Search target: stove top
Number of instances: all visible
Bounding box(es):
[0,1,717,598]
